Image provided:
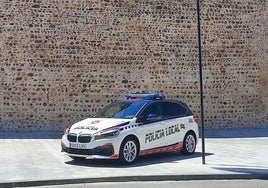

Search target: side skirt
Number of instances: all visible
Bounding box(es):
[139,142,183,156]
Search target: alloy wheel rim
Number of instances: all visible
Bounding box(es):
[186,134,195,153]
[123,141,137,162]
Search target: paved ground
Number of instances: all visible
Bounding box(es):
[0,128,268,187]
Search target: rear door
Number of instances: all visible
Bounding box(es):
[162,101,190,144]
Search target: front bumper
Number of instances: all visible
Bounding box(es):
[61,134,120,159]
[61,144,115,158]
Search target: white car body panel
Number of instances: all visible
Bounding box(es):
[61,94,199,162]
[70,118,130,135]
[61,116,199,159]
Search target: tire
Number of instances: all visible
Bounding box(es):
[181,132,196,155]
[119,138,138,164]
[70,156,86,161]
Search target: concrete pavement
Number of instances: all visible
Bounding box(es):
[0,128,268,187]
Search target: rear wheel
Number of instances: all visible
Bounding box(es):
[119,138,138,164]
[181,132,196,155]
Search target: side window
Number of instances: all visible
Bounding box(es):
[163,102,187,118]
[138,102,163,122]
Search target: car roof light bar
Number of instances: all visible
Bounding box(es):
[124,93,166,100]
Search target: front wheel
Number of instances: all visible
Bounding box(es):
[119,138,138,164]
[181,132,196,155]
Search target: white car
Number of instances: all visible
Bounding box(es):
[61,93,199,164]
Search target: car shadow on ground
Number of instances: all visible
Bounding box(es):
[65,152,214,168]
[0,132,62,139]
[203,128,268,138]
[212,166,268,175]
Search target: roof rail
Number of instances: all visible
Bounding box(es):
[124,93,166,100]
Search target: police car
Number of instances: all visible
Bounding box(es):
[61,93,199,164]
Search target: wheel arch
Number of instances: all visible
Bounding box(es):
[181,129,197,155]
[121,134,140,152]
[185,130,197,141]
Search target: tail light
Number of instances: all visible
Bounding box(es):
[193,115,199,124]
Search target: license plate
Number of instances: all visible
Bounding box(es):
[70,143,87,149]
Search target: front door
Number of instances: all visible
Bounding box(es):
[136,102,169,151]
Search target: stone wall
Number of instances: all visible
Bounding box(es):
[0,0,267,131]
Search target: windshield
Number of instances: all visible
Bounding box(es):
[93,101,147,119]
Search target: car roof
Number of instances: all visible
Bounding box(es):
[118,93,188,106]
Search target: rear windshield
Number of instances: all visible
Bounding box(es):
[93,101,147,119]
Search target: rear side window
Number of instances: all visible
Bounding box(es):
[163,101,188,118]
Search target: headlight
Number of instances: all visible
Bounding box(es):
[94,129,120,140]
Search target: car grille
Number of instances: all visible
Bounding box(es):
[78,134,92,143]
[67,133,77,142]
[67,134,92,143]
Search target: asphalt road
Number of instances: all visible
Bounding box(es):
[25,180,268,188]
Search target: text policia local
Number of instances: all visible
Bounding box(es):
[145,124,181,143]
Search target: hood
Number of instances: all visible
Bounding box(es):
[70,118,130,135]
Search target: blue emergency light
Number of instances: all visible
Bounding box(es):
[124,93,166,100]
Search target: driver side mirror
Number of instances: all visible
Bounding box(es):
[136,114,161,123]
[146,113,160,121]
[136,115,145,123]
